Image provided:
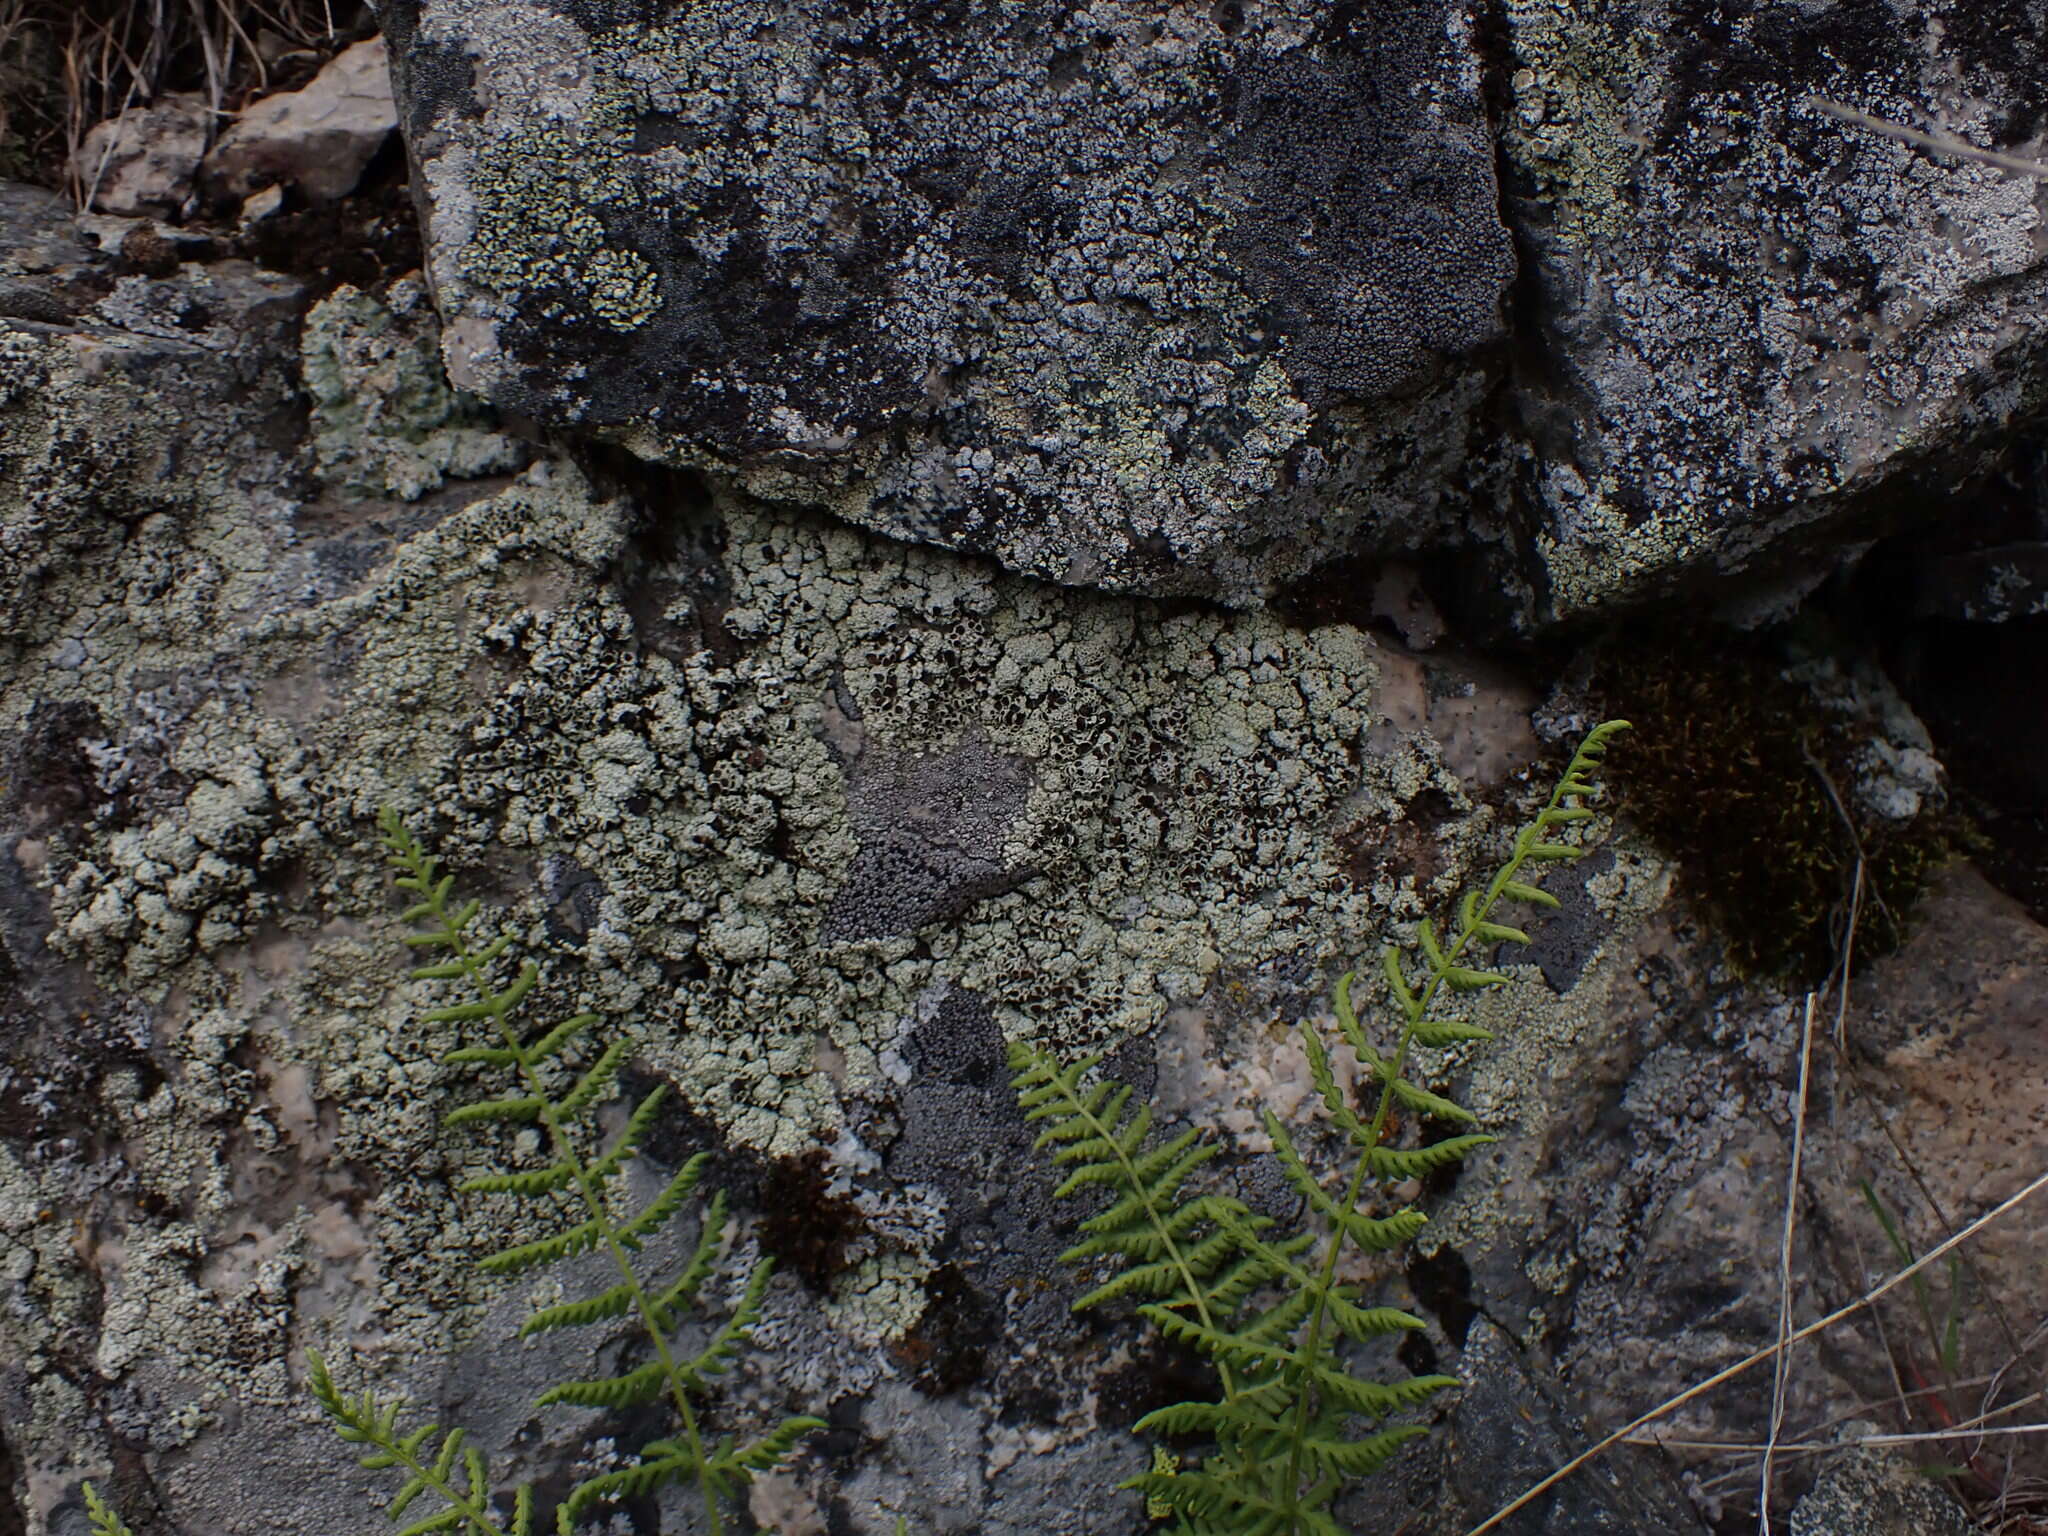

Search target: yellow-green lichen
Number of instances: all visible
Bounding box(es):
[1503,0,1657,244]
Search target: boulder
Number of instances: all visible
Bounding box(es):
[377,0,2048,623]
[375,0,1516,604]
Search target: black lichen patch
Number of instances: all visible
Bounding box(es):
[1220,15,1513,405]
[1095,1339,1220,1439]
[1407,1246,1479,1349]
[756,1150,867,1293]
[889,1264,992,1396]
[1588,628,1955,985]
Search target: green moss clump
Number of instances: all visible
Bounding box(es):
[1589,629,1954,985]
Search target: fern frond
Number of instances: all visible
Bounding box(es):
[365,814,817,1536]
[725,1414,831,1475]
[589,1085,668,1182]
[459,1162,577,1198]
[1019,722,1631,1536]
[554,1037,630,1126]
[558,1451,696,1522]
[617,1155,709,1247]
[477,1217,607,1277]
[520,1280,639,1338]
[675,1259,775,1392]
[444,1094,547,1127]
[81,1484,135,1536]
[536,1358,671,1411]
[307,1349,513,1536]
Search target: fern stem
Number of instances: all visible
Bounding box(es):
[396,840,728,1536]
[1276,729,1620,1527]
[1033,1059,1262,1486]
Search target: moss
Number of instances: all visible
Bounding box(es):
[1587,627,1957,984]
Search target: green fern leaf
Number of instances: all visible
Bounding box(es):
[589,1086,668,1182]
[477,1217,606,1277]
[1365,1136,1496,1179]
[1296,1423,1433,1478]
[444,1094,546,1128]
[617,1155,709,1247]
[1408,1018,1495,1047]
[1016,723,1632,1535]
[459,1162,576,1198]
[1497,878,1560,909]
[81,1484,135,1536]
[525,1012,598,1065]
[675,1261,775,1392]
[537,1357,670,1411]
[1384,1077,1477,1125]
[520,1280,638,1337]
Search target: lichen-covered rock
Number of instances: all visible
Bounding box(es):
[1788,1434,1977,1536]
[378,0,2048,624]
[375,0,1515,603]
[1503,0,2048,617]
[0,176,1554,1530]
[301,276,526,498]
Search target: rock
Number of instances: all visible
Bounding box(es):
[204,36,398,206]
[69,94,210,217]
[1502,0,2048,619]
[1441,1322,1709,1535]
[378,0,2048,624]
[376,0,1515,604]
[300,276,526,499]
[1789,1435,1977,1536]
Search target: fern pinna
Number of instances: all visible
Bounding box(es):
[303,811,821,1536]
[1012,720,1630,1534]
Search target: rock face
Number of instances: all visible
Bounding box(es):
[376,0,1516,603]
[8,6,2048,1530]
[378,0,2048,622]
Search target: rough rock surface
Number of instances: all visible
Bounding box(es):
[377,0,2048,624]
[6,85,2048,1532]
[1788,1438,1977,1536]
[376,0,1516,604]
[1502,0,2048,618]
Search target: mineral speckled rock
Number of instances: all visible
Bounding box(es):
[376,0,1515,602]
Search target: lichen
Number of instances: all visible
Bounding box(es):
[1501,0,1657,244]
[301,278,526,500]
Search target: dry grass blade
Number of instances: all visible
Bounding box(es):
[1809,97,2048,181]
[1464,1166,2048,1536]
[1760,991,1820,1534]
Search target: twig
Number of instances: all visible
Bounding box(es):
[1464,1167,2048,1536]
[1808,97,2048,180]
[1637,1423,2048,1454]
